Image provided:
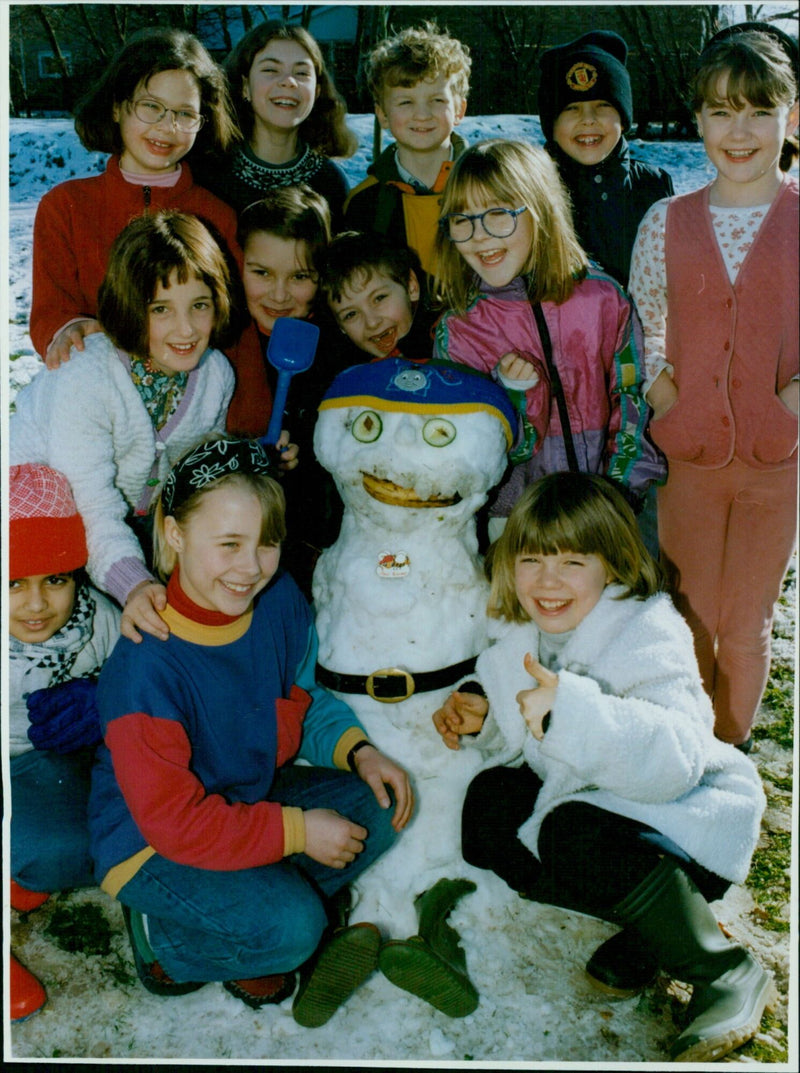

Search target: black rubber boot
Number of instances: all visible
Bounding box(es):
[614,858,774,1062]
[378,877,479,1017]
[585,927,659,998]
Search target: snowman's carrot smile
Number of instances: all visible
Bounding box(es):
[361,472,461,508]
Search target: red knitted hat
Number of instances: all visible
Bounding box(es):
[9,464,88,579]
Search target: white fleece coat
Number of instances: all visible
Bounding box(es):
[10,333,234,606]
[468,586,765,884]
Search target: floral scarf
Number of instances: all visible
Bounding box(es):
[130,357,188,430]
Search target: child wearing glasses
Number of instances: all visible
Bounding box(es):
[433,139,664,540]
[28,28,273,439]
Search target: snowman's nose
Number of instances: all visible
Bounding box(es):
[394,415,417,446]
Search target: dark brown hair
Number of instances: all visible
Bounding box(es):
[224,21,357,158]
[319,231,423,305]
[236,184,331,273]
[692,31,798,171]
[97,211,234,359]
[74,27,238,156]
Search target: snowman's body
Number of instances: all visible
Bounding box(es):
[313,361,514,933]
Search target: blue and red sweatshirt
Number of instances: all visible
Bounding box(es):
[88,569,367,896]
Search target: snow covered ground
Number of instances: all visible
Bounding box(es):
[5,114,795,1068]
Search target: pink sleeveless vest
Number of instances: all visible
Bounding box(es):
[651,177,798,470]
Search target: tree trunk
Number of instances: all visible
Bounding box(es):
[32,4,72,110]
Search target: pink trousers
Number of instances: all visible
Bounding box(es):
[657,457,797,745]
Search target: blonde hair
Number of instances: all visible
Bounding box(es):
[432,139,588,316]
[366,21,471,105]
[486,473,663,623]
[152,459,286,581]
[692,30,798,171]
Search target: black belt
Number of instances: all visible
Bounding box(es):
[316,656,478,703]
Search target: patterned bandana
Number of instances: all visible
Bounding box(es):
[161,438,276,515]
[9,581,98,684]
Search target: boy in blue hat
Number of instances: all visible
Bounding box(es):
[538,30,674,289]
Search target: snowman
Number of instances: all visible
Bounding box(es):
[312,358,516,1015]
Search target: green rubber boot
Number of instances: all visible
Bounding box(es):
[614,858,774,1063]
[378,877,479,1017]
[292,922,381,1028]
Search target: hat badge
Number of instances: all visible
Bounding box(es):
[566,61,598,92]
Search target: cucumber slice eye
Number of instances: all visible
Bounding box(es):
[422,418,456,447]
[351,410,383,442]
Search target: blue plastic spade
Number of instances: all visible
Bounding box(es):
[259,317,320,448]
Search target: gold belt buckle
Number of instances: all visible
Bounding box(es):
[365,667,415,703]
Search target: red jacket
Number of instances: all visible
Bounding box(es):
[31,155,271,436]
[655,177,798,470]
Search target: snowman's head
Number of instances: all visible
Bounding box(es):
[314,359,514,523]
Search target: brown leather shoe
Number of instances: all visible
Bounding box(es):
[223,973,296,1009]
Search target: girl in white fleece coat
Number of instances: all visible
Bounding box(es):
[11,211,237,645]
[433,473,770,1064]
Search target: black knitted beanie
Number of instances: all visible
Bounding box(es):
[538,30,633,142]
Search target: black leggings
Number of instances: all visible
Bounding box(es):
[462,764,729,918]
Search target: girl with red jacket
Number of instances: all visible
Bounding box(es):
[30,27,272,436]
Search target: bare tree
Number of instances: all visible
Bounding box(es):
[490,6,553,114]
[617,5,714,135]
[744,3,800,24]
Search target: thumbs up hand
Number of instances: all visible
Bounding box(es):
[516,652,559,740]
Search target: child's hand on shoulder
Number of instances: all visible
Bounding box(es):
[122,580,169,643]
[433,689,489,749]
[45,319,103,369]
[303,808,367,868]
[498,351,540,386]
[516,653,558,740]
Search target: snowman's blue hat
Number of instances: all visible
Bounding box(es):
[319,359,516,449]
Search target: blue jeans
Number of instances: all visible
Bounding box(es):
[117,765,399,982]
[11,747,97,892]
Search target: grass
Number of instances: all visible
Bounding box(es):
[738,1011,789,1063]
[44,901,114,956]
[755,660,795,751]
[746,828,792,934]
[735,571,795,1063]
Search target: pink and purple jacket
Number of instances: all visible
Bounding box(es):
[434,270,665,514]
